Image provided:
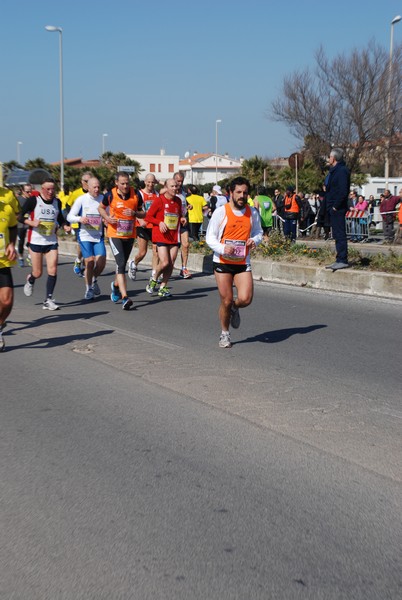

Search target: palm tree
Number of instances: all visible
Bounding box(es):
[241,156,275,188]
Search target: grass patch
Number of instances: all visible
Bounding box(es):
[251,231,402,274]
[59,230,402,275]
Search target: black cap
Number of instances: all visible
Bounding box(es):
[286,185,295,193]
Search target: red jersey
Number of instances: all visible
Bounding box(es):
[146,194,183,244]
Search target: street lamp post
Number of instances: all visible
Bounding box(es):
[45,25,65,190]
[215,119,222,184]
[102,133,108,155]
[17,141,23,164]
[384,14,401,186]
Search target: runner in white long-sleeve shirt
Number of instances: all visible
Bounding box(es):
[206,176,263,348]
[67,177,106,301]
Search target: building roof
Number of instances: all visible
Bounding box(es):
[179,152,243,169]
[180,153,212,166]
[51,157,101,168]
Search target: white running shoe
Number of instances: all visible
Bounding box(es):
[43,298,60,311]
[24,276,34,297]
[219,332,232,348]
[85,288,94,301]
[128,260,137,281]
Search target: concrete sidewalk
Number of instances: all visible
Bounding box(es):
[59,239,402,301]
[296,237,402,256]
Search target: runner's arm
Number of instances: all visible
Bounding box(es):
[18,197,37,225]
[56,199,71,231]
[206,206,226,255]
[6,225,17,260]
[144,198,162,226]
[66,197,83,223]
[248,208,263,247]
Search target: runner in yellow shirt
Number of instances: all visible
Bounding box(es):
[187,185,208,241]
[0,197,18,350]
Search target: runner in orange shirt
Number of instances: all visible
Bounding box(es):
[98,172,145,310]
[206,176,263,348]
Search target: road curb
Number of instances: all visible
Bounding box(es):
[59,239,402,301]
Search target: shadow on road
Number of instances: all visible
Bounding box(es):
[5,329,113,351]
[7,311,110,332]
[235,324,327,345]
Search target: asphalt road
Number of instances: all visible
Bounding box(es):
[1,256,401,599]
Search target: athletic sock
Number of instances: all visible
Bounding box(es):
[46,274,57,298]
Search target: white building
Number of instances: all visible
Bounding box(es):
[359,177,402,198]
[179,152,243,186]
[126,149,180,182]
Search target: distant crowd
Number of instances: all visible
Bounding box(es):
[1,163,402,351]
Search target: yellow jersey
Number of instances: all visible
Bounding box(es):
[0,200,17,268]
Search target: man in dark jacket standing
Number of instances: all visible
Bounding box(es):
[380,188,401,243]
[325,148,351,270]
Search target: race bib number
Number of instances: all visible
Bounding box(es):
[85,213,102,231]
[116,219,134,236]
[223,239,247,261]
[263,201,271,209]
[37,219,55,237]
[164,212,179,230]
[0,233,5,257]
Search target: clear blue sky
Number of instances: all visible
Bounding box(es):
[1,0,401,165]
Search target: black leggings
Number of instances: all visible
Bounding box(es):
[109,238,134,274]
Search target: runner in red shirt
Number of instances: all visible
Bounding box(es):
[144,178,187,297]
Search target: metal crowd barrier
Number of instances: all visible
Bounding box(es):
[346,210,369,242]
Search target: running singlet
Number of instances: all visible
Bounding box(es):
[138,190,158,229]
[67,193,104,243]
[27,196,60,246]
[105,187,139,239]
[146,195,182,244]
[177,192,188,217]
[219,203,252,265]
[0,201,17,268]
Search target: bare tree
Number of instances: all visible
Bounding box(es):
[271,41,402,174]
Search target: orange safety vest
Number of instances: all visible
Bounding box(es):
[284,194,300,215]
[220,203,252,265]
[106,187,139,239]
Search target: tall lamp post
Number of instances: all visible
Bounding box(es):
[45,25,65,190]
[102,133,108,155]
[17,141,23,164]
[384,14,401,186]
[215,119,222,184]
